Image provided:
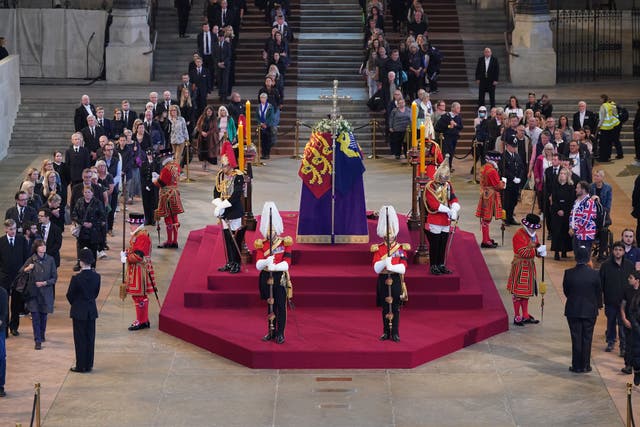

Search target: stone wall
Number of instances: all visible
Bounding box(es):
[0,56,21,161]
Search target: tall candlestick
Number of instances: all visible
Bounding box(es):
[411,101,418,148]
[419,123,426,175]
[238,123,245,171]
[245,100,252,148]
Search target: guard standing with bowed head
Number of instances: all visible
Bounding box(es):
[423,157,461,276]
[371,205,409,342]
[254,202,293,344]
[120,213,158,331]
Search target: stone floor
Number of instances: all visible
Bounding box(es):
[2,81,640,426]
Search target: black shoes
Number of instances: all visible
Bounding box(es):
[219,263,240,273]
[262,332,274,341]
[635,371,640,386]
[35,342,42,350]
[379,333,389,341]
[391,334,400,342]
[158,242,178,249]
[275,335,285,344]
[430,265,442,275]
[70,367,91,373]
[128,321,150,331]
[523,316,540,324]
[605,343,614,352]
[481,241,498,249]
[622,366,633,374]
[513,319,524,326]
[438,265,452,275]
[0,387,5,397]
[554,253,560,261]
[10,329,19,336]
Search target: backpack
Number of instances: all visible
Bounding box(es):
[617,105,629,124]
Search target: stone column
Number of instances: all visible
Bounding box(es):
[106,0,152,83]
[509,0,557,86]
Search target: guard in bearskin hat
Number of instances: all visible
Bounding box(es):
[213,141,245,274]
[507,213,546,326]
[423,155,461,275]
[475,151,505,248]
[371,205,409,342]
[254,202,293,344]
[153,148,184,248]
[120,213,157,331]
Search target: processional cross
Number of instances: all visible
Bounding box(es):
[319,80,352,244]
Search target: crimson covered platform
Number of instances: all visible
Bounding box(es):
[159,212,508,369]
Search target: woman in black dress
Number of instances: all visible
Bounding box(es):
[72,186,105,268]
[550,167,576,260]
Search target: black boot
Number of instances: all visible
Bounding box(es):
[218,229,235,272]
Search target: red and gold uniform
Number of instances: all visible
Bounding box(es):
[154,157,184,248]
[372,242,409,339]
[255,236,293,342]
[423,176,460,275]
[125,225,157,330]
[475,161,505,247]
[507,227,542,325]
[424,141,444,180]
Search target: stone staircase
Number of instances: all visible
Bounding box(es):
[153,0,207,83]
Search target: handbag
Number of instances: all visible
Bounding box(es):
[519,178,537,211]
[12,270,30,298]
[72,199,92,239]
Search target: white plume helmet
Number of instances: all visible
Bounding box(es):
[376,205,399,239]
[259,201,284,238]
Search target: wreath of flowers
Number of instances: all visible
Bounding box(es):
[313,116,353,135]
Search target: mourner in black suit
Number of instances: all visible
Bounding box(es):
[175,0,191,38]
[5,191,38,234]
[0,220,30,336]
[66,248,100,373]
[81,115,106,160]
[190,57,212,118]
[572,101,597,131]
[120,101,138,132]
[95,107,114,140]
[74,95,96,132]
[437,102,463,170]
[213,32,233,101]
[65,133,92,185]
[38,209,63,268]
[197,23,215,73]
[475,47,499,108]
[563,245,602,373]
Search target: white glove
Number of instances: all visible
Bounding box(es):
[450,210,458,221]
[537,245,547,257]
[145,186,151,191]
[513,177,521,184]
[120,251,127,264]
[501,177,507,184]
[385,257,393,269]
[386,263,406,275]
[437,204,451,215]
[256,255,275,271]
[152,172,159,180]
[214,207,226,218]
[374,260,386,274]
[268,261,289,272]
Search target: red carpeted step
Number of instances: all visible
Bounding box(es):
[159,213,509,369]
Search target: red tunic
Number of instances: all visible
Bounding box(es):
[126,228,157,296]
[154,160,184,219]
[424,180,459,228]
[371,242,410,269]
[507,228,540,298]
[254,236,293,265]
[475,163,504,221]
[424,143,444,180]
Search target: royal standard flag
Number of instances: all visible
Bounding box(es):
[298,131,333,199]
[334,131,365,196]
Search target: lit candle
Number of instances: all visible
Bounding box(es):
[411,101,418,148]
[419,123,426,175]
[238,123,245,171]
[245,100,252,148]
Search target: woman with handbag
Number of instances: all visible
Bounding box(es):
[20,239,57,350]
[72,186,105,269]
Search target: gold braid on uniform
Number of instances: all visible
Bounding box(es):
[215,170,238,200]
[424,182,451,214]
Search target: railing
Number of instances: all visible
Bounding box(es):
[552,9,623,82]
